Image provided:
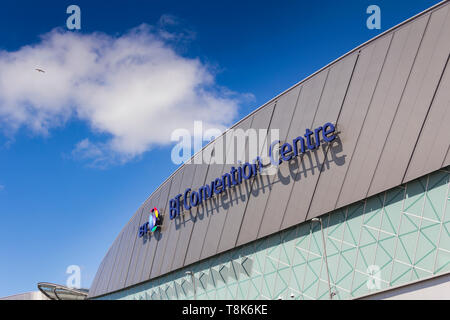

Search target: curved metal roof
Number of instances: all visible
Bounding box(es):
[37,282,89,300]
[89,0,450,298]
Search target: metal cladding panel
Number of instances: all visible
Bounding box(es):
[184,137,229,266]
[150,170,185,278]
[94,244,110,296]
[233,102,280,246]
[200,116,254,260]
[171,151,210,271]
[336,15,429,209]
[114,208,144,290]
[106,231,128,293]
[126,191,161,287]
[249,85,302,239]
[88,253,107,297]
[139,180,172,283]
[404,56,450,182]
[121,206,145,287]
[159,163,197,275]
[369,5,450,197]
[98,249,116,296]
[281,53,358,230]
[108,224,130,292]
[307,34,392,219]
[101,232,124,295]
[87,263,100,297]
[94,259,108,297]
[93,250,111,297]
[96,236,115,296]
[270,70,329,231]
[113,221,136,292]
[217,103,275,253]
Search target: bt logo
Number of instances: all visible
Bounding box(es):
[138,207,162,237]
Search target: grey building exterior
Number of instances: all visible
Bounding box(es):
[88,0,450,300]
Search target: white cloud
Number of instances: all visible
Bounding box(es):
[0,23,249,167]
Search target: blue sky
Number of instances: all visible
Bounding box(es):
[0,0,440,297]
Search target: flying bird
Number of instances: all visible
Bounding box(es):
[35,68,45,73]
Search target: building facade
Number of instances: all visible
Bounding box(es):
[88,0,450,300]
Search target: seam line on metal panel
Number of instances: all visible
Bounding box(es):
[169,164,198,272]
[103,235,119,293]
[198,118,250,261]
[196,154,230,261]
[130,204,153,285]
[215,114,257,254]
[278,68,331,228]
[89,256,106,297]
[255,86,303,238]
[151,175,180,278]
[182,148,214,267]
[155,170,186,276]
[333,34,394,211]
[122,206,145,288]
[233,102,278,247]
[105,233,124,293]
[365,12,432,198]
[304,53,360,222]
[147,179,173,280]
[443,144,450,167]
[402,54,450,184]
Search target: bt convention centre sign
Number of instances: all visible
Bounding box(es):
[138,122,337,236]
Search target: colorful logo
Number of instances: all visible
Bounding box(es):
[138,207,162,237]
[148,207,161,232]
